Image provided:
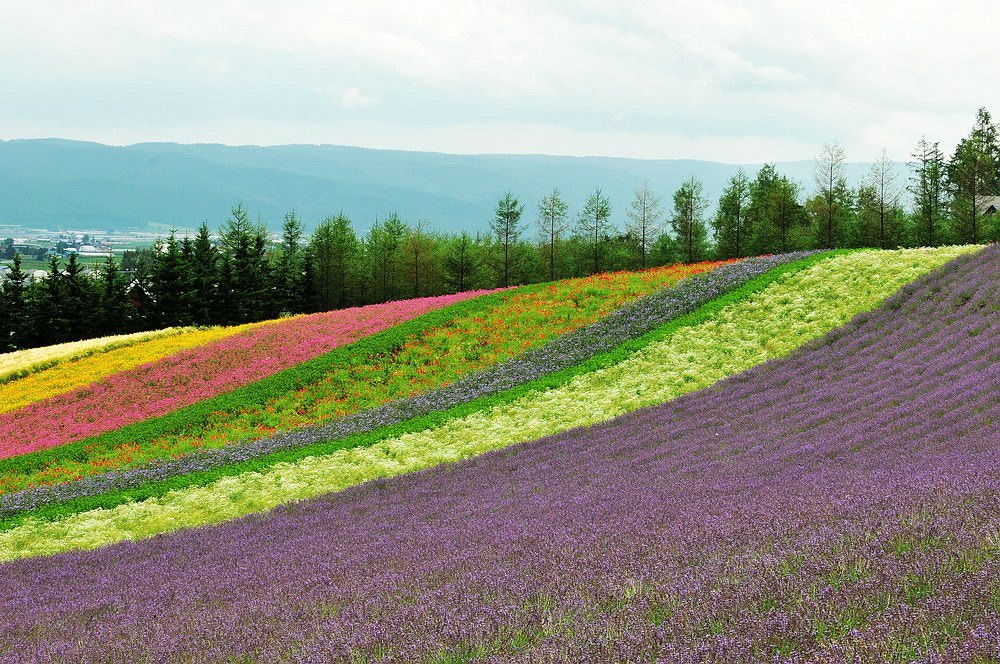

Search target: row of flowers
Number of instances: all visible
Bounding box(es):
[0,263,718,491]
[0,246,978,559]
[0,326,198,385]
[0,323,268,413]
[0,291,494,459]
[0,253,805,521]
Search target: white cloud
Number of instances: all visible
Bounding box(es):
[0,0,997,162]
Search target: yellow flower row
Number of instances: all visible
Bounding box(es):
[0,328,191,383]
[0,323,266,414]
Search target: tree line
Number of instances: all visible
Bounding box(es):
[2,108,998,352]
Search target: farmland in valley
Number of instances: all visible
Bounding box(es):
[0,245,995,662]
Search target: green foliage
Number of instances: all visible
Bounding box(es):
[576,187,613,274]
[670,177,709,263]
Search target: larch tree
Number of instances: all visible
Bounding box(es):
[491,191,525,287]
[813,141,851,248]
[536,188,569,281]
[625,181,664,269]
[576,187,613,274]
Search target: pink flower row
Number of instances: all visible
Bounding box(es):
[0,291,494,460]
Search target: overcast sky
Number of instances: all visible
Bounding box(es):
[1,1,996,163]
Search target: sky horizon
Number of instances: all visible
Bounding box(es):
[2,1,997,164]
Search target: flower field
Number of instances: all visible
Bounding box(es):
[0,245,994,661]
[0,261,717,494]
[0,291,493,459]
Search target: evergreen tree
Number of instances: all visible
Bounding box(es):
[151,230,189,327]
[96,256,130,334]
[576,187,613,274]
[61,252,92,340]
[491,191,525,287]
[443,231,480,293]
[34,256,64,345]
[712,169,752,258]
[770,176,809,253]
[219,203,271,322]
[367,213,407,302]
[0,254,28,351]
[908,137,949,246]
[670,177,709,263]
[748,164,780,255]
[273,211,305,314]
[310,212,359,310]
[948,108,998,244]
[403,218,438,297]
[625,181,664,268]
[190,222,218,324]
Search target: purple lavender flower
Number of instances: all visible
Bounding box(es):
[0,246,995,662]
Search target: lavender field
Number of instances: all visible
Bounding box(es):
[1,246,995,661]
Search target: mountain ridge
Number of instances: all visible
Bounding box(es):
[0,138,878,233]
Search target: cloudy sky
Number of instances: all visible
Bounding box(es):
[1,0,996,163]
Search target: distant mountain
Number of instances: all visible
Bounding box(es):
[0,139,881,234]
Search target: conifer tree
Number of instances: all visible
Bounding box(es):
[712,169,751,259]
[670,177,709,263]
[536,188,569,281]
[625,181,664,268]
[576,187,613,274]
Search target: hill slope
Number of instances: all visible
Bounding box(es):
[0,138,878,232]
[0,248,994,661]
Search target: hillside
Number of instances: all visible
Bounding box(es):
[0,139,877,233]
[0,245,994,661]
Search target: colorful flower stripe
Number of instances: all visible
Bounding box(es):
[0,253,813,521]
[0,249,1000,662]
[0,323,273,414]
[2,262,720,489]
[4,247,990,662]
[0,246,975,560]
[0,327,197,384]
[0,292,490,460]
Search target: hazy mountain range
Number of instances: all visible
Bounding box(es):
[0,139,883,235]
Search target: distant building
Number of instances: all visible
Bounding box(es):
[978,195,1000,216]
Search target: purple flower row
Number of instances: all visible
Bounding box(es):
[1,252,816,518]
[1,246,995,661]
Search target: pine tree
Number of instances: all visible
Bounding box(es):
[96,256,130,334]
[273,211,305,314]
[0,253,28,351]
[151,230,189,327]
[191,222,218,325]
[443,231,479,293]
[310,213,359,310]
